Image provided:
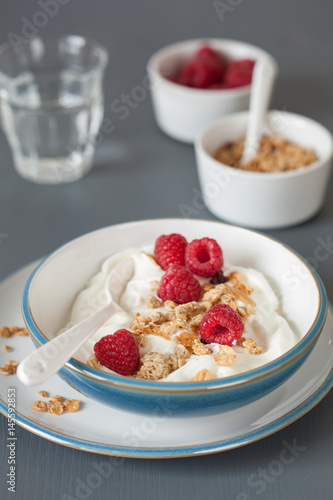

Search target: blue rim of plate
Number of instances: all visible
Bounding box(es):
[0,258,332,457]
[21,219,328,393]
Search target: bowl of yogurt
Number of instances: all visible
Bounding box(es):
[22,219,327,416]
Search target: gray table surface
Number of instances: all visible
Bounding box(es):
[0,1,332,499]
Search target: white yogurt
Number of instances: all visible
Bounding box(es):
[60,246,298,381]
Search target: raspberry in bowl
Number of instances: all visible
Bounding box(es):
[22,219,327,416]
[169,45,255,90]
[147,39,277,143]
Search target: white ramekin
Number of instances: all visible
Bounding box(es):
[147,38,278,143]
[195,111,333,229]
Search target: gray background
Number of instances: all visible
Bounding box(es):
[0,0,332,499]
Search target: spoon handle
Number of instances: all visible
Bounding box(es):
[241,57,278,164]
[17,301,121,386]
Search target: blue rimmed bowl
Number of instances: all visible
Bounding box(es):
[22,219,327,416]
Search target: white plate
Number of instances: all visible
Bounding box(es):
[0,261,332,458]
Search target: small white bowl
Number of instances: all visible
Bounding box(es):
[195,111,333,229]
[147,39,278,143]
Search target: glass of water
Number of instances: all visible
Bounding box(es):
[0,35,108,184]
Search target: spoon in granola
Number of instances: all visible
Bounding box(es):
[17,257,135,386]
[240,56,278,165]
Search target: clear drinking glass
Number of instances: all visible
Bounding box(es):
[0,35,108,184]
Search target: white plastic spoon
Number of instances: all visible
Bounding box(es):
[241,57,278,165]
[17,257,135,386]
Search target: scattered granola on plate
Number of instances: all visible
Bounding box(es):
[32,393,81,415]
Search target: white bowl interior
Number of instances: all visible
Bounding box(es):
[200,111,333,165]
[28,220,321,348]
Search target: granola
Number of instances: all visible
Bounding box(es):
[192,339,211,356]
[0,327,11,338]
[192,369,212,381]
[139,352,170,380]
[47,401,64,415]
[32,394,81,415]
[149,280,160,292]
[51,395,64,402]
[32,401,47,412]
[175,331,199,353]
[189,314,204,331]
[63,399,80,412]
[213,346,236,367]
[168,354,187,372]
[241,338,263,354]
[149,324,172,341]
[159,322,179,336]
[146,295,162,309]
[0,360,19,376]
[164,300,177,309]
[174,344,191,359]
[87,355,101,369]
[14,327,29,336]
[135,334,148,348]
[214,135,318,173]
[0,325,28,338]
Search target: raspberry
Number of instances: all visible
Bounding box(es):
[185,237,223,278]
[199,304,244,345]
[177,45,225,89]
[224,59,255,88]
[94,329,140,376]
[196,46,222,61]
[154,233,188,270]
[170,51,255,90]
[157,265,201,304]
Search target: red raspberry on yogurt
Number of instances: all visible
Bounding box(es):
[199,304,244,346]
[154,233,188,270]
[157,265,201,304]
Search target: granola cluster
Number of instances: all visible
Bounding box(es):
[0,360,19,376]
[0,325,27,375]
[146,295,162,309]
[136,343,192,380]
[32,392,80,415]
[87,354,102,369]
[138,352,170,380]
[214,135,318,173]
[2,345,13,353]
[213,345,237,367]
[87,269,263,381]
[0,325,29,375]
[237,336,263,354]
[0,325,28,338]
[192,369,212,382]
[0,325,81,415]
